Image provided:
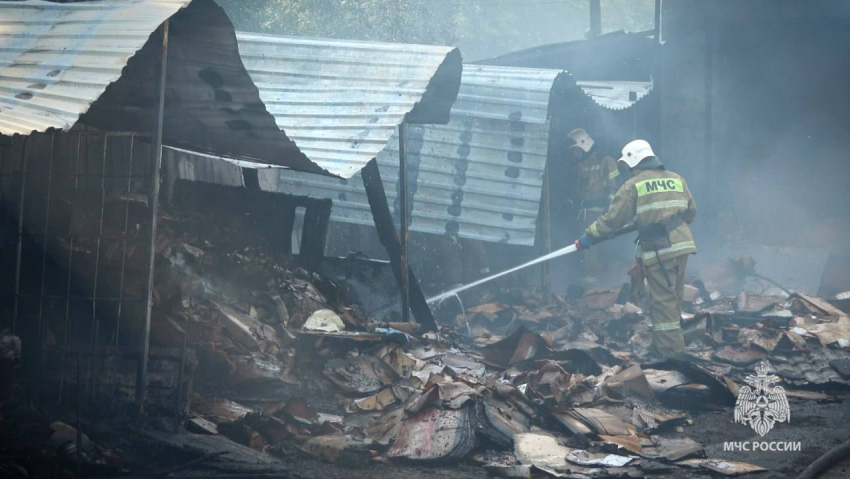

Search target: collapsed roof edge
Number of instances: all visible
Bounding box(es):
[0,0,192,136]
[404,48,463,125]
[78,0,331,175]
[234,31,464,178]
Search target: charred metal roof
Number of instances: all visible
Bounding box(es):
[83,0,327,173]
[235,32,462,177]
[175,64,576,245]
[0,0,464,176]
[0,0,327,173]
[0,0,190,135]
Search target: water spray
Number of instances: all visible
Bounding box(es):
[427,243,579,304]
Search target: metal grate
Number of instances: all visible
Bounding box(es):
[0,129,158,404]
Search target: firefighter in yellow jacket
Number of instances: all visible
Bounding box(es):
[574,139,697,358]
[568,128,620,285]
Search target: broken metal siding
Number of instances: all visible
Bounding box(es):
[255,76,655,245]
[74,0,330,174]
[172,66,654,245]
[174,64,565,245]
[372,64,558,243]
[0,0,190,135]
[2,1,447,175]
[235,32,462,178]
[165,147,244,188]
[576,81,653,111]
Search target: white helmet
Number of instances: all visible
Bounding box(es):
[567,128,594,153]
[618,139,656,168]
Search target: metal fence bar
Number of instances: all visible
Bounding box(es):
[11,137,28,333]
[138,20,170,415]
[116,134,135,343]
[59,131,83,402]
[0,139,5,263]
[0,139,7,330]
[173,333,187,432]
[398,122,410,323]
[113,133,136,400]
[36,131,56,380]
[87,133,109,404]
[75,351,82,477]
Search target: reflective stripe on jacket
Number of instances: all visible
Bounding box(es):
[585,168,697,265]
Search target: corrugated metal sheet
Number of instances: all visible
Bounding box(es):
[0,0,327,173]
[82,0,331,173]
[175,64,571,245]
[0,1,463,176]
[235,32,462,178]
[164,147,244,188]
[0,0,190,135]
[368,65,567,244]
[577,81,653,110]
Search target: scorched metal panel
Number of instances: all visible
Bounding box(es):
[235,32,462,177]
[259,64,568,245]
[0,0,190,135]
[0,0,337,174]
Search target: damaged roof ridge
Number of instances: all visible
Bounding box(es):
[0,0,464,177]
[0,0,191,136]
[231,30,462,177]
[402,47,462,124]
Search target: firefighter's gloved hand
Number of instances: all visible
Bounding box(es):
[575,234,594,250]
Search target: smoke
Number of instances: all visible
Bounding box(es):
[665,2,850,294]
[709,14,850,253]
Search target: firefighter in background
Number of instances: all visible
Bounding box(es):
[575,140,697,358]
[568,128,620,285]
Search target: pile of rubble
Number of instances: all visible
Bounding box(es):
[150,208,382,388]
[6,205,846,478]
[134,210,850,477]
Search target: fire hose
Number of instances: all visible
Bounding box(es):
[796,437,850,479]
[426,223,638,305]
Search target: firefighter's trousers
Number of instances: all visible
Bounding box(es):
[644,254,688,358]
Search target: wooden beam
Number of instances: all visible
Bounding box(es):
[361,159,437,332]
